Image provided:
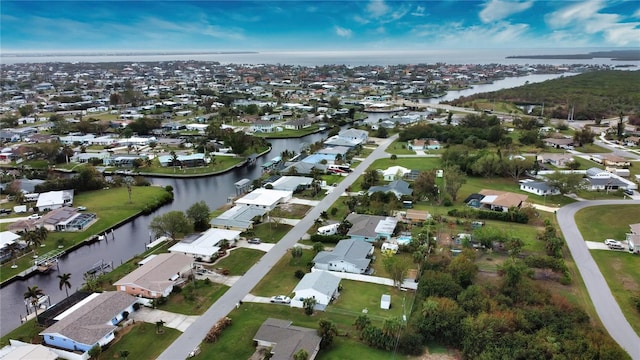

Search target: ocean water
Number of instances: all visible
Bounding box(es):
[2,48,639,67]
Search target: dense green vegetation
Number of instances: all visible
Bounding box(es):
[449,70,640,120]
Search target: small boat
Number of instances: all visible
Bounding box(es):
[37,261,56,273]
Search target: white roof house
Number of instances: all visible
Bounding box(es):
[35,190,74,211]
[235,188,293,210]
[291,271,341,310]
[381,166,410,181]
[0,231,20,250]
[169,228,241,262]
[265,176,313,192]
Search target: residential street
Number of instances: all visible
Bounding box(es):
[557,200,640,360]
[157,134,399,359]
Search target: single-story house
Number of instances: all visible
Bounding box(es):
[345,213,398,242]
[585,177,630,191]
[367,180,413,199]
[235,188,293,211]
[265,176,313,192]
[402,209,431,225]
[407,139,426,151]
[103,154,148,167]
[627,223,640,254]
[426,139,441,150]
[301,153,336,165]
[519,180,560,196]
[601,154,631,167]
[537,153,574,168]
[291,271,341,310]
[35,190,74,211]
[253,318,321,360]
[315,146,350,158]
[312,239,373,274]
[158,153,207,167]
[41,207,97,231]
[380,166,411,181]
[281,161,327,176]
[169,228,241,262]
[113,253,193,298]
[210,205,267,231]
[543,137,574,149]
[284,119,312,130]
[323,128,368,148]
[625,136,639,147]
[0,340,66,360]
[476,189,528,212]
[0,231,22,263]
[39,292,137,353]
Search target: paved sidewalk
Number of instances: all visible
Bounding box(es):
[131,307,199,332]
[288,197,321,206]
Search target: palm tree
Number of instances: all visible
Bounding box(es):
[58,273,72,298]
[24,285,44,318]
[23,230,42,252]
[35,226,48,243]
[156,319,166,334]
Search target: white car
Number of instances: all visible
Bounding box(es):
[27,214,42,220]
[270,295,291,304]
[77,206,87,211]
[604,239,621,246]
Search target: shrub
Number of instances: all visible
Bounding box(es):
[204,317,232,343]
[309,234,348,244]
[448,207,529,224]
[398,331,424,355]
[172,285,182,294]
[295,270,305,279]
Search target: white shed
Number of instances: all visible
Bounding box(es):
[381,294,391,310]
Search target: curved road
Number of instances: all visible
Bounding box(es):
[557,200,640,360]
[158,134,399,359]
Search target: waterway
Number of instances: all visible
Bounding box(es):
[0,71,567,336]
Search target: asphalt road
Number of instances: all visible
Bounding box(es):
[557,200,640,360]
[158,134,399,359]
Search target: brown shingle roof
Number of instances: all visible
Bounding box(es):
[113,253,192,293]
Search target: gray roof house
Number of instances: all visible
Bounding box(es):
[519,180,560,196]
[40,292,137,353]
[345,213,397,242]
[291,271,341,310]
[367,179,413,199]
[253,318,321,360]
[312,239,373,274]
[210,205,267,231]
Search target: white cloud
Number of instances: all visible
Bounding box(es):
[367,0,390,18]
[354,15,369,25]
[546,0,640,46]
[411,21,531,47]
[634,8,640,18]
[335,26,353,38]
[411,5,426,17]
[479,0,533,23]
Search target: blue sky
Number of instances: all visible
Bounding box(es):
[1,0,639,52]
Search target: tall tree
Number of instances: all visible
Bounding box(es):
[186,201,211,231]
[362,169,381,190]
[471,153,502,179]
[444,166,467,202]
[317,319,338,348]
[24,285,45,319]
[58,273,72,298]
[382,251,410,289]
[503,156,530,182]
[149,211,192,240]
[123,176,135,204]
[545,171,584,195]
[413,170,439,201]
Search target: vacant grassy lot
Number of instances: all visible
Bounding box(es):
[329,280,415,322]
[196,303,406,359]
[274,203,311,219]
[575,205,640,241]
[386,141,416,155]
[157,279,229,315]
[213,248,264,275]
[101,322,181,360]
[590,250,640,336]
[575,143,612,153]
[0,318,39,346]
[250,222,293,243]
[251,249,315,297]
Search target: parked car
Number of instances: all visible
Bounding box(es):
[27,214,42,220]
[604,239,623,249]
[0,208,12,214]
[248,238,261,244]
[77,206,87,211]
[624,189,634,196]
[270,295,291,304]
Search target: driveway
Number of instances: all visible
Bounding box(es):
[131,307,199,332]
[557,200,640,359]
[158,134,400,360]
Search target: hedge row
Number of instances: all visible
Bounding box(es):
[448,207,529,224]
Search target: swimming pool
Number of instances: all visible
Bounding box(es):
[397,235,412,245]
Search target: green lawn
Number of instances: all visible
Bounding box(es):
[157,279,229,315]
[132,156,245,175]
[250,222,293,243]
[0,186,172,283]
[590,250,640,336]
[575,205,640,241]
[329,280,415,322]
[0,318,40,347]
[101,322,182,360]
[213,248,265,275]
[195,302,409,360]
[386,141,416,155]
[253,125,322,138]
[575,143,612,153]
[251,249,315,297]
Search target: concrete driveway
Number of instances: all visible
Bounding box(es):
[131,307,199,332]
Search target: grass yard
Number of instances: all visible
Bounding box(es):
[250,222,293,244]
[135,156,245,175]
[575,143,612,153]
[369,157,441,172]
[157,279,229,315]
[196,302,408,359]
[213,248,264,276]
[0,186,172,283]
[251,249,315,297]
[590,250,640,336]
[575,205,640,241]
[101,322,181,360]
[329,280,415,322]
[386,141,416,155]
[0,319,40,347]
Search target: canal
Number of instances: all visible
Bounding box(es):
[0,72,568,335]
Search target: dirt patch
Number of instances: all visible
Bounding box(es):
[619,274,640,291]
[276,203,311,218]
[411,348,462,360]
